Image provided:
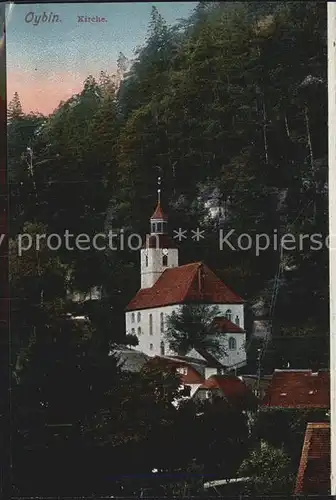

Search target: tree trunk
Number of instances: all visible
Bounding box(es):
[261,94,269,165]
[304,105,316,222]
[284,114,290,139]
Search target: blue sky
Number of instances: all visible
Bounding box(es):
[6,2,197,113]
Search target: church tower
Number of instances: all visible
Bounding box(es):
[140,178,179,289]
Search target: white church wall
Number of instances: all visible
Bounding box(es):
[126,304,179,357]
[140,247,179,289]
[126,302,246,366]
[215,303,245,330]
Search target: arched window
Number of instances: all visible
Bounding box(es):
[228,337,236,350]
[149,314,153,335]
[131,313,135,323]
[137,312,141,322]
[162,255,168,266]
[225,309,232,321]
[149,343,153,351]
[137,327,141,336]
[235,315,240,326]
[160,312,164,333]
[145,255,148,267]
[131,328,135,335]
[160,341,165,356]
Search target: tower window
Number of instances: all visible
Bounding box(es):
[162,255,168,266]
[160,312,164,333]
[145,255,148,267]
[160,341,165,356]
[228,337,236,350]
[131,313,135,323]
[149,343,153,351]
[235,315,240,326]
[138,327,141,336]
[137,312,141,322]
[131,328,135,335]
[149,314,153,336]
[225,309,232,321]
[158,222,163,233]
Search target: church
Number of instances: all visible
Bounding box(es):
[125,195,247,370]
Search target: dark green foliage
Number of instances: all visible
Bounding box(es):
[165,303,223,356]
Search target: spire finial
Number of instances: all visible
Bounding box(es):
[157,176,161,204]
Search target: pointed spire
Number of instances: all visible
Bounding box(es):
[157,176,161,205]
[150,176,168,222]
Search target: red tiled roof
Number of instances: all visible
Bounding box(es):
[211,316,244,334]
[145,356,204,384]
[294,422,330,495]
[262,370,330,409]
[197,375,258,410]
[150,202,168,221]
[126,262,244,311]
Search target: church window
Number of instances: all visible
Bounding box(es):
[138,327,141,336]
[229,337,236,350]
[149,314,153,335]
[225,309,232,321]
[162,255,168,266]
[160,312,164,332]
[149,343,153,351]
[131,313,135,323]
[160,341,165,356]
[137,312,141,322]
[235,315,240,326]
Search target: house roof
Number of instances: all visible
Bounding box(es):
[145,355,204,384]
[186,348,225,368]
[126,262,244,311]
[196,375,258,410]
[109,346,149,372]
[211,316,245,334]
[150,202,168,221]
[261,370,330,409]
[294,422,330,495]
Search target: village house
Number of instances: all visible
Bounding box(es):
[125,199,246,370]
[260,369,330,494]
[295,422,330,495]
[261,369,329,409]
[144,355,257,411]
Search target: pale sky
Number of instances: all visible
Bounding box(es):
[6,2,197,115]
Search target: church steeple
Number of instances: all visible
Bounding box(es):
[140,177,179,289]
[150,176,168,234]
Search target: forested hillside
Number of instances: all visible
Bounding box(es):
[9,1,328,370]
